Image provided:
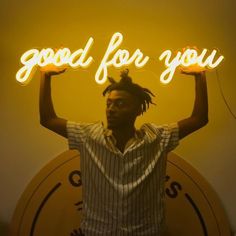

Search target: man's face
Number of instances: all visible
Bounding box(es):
[106,90,140,129]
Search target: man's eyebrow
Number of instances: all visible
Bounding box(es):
[107,98,126,101]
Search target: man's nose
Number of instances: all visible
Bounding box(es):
[107,103,116,111]
[107,105,117,115]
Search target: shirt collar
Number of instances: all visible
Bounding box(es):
[103,127,144,140]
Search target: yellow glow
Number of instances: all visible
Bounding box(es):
[159,48,224,84]
[95,32,149,84]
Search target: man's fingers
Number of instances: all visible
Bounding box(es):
[61,68,67,73]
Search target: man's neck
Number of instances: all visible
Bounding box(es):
[110,125,136,152]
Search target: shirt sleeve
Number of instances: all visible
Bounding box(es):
[148,122,180,152]
[66,120,88,150]
[162,123,179,152]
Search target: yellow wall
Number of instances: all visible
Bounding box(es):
[1,0,236,233]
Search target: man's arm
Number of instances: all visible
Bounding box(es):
[178,71,208,139]
[39,70,68,138]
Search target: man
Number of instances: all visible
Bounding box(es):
[40,67,208,235]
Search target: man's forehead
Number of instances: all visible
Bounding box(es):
[107,90,134,100]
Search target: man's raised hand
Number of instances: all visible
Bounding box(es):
[40,64,67,77]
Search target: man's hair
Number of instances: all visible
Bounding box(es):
[103,69,155,114]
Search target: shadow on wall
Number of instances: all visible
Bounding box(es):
[0,220,8,236]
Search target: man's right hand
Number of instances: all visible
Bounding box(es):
[40,64,67,77]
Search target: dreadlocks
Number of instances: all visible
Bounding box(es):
[103,69,155,114]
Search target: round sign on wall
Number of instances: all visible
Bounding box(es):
[10,150,231,236]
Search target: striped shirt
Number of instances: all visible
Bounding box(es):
[67,121,179,236]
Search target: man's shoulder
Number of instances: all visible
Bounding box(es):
[67,120,104,133]
[140,122,164,133]
[140,122,179,137]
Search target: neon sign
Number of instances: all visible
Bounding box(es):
[95,32,149,84]
[159,48,224,84]
[16,32,224,85]
[16,38,94,86]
